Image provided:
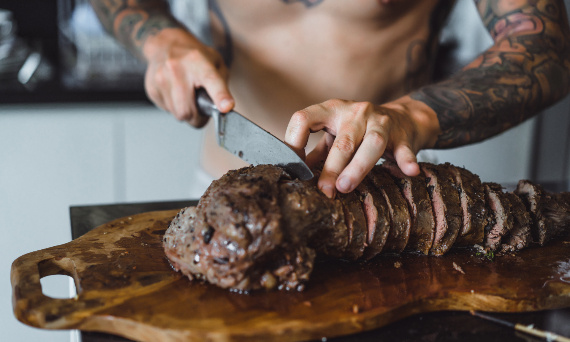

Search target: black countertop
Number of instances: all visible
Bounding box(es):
[69,196,570,342]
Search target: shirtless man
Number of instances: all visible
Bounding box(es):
[90,0,570,198]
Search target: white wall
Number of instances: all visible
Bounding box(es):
[423,118,536,185]
[0,103,203,342]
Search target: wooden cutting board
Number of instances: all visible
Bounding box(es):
[11,209,570,342]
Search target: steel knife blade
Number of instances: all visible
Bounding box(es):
[196,89,314,180]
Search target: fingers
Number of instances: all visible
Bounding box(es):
[286,99,422,198]
[144,42,233,128]
[318,121,366,198]
[336,128,387,194]
[199,67,234,114]
[306,133,334,169]
[285,103,332,159]
[393,142,420,177]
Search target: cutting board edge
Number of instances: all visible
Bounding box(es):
[30,290,570,342]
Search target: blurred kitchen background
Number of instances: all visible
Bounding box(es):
[1,1,569,341]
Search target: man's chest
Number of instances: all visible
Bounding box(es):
[209,0,450,106]
[214,0,427,28]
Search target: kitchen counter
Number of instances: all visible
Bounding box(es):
[69,197,570,342]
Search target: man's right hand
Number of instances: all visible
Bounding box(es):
[142,28,234,128]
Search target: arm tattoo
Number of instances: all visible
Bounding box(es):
[405,0,456,92]
[88,0,185,59]
[411,0,570,148]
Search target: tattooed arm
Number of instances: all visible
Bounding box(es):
[88,0,181,59]
[411,0,570,148]
[285,0,570,198]
[88,0,234,126]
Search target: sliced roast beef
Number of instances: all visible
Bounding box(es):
[165,163,570,292]
[337,190,368,260]
[354,178,391,260]
[368,165,411,253]
[514,180,570,245]
[442,163,487,246]
[420,163,463,256]
[483,183,514,251]
[500,192,532,253]
[382,160,435,255]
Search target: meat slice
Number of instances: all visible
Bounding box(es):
[442,163,487,246]
[337,190,368,260]
[500,192,532,253]
[354,178,391,260]
[514,180,570,245]
[368,165,411,253]
[420,163,463,256]
[382,161,435,255]
[483,183,514,251]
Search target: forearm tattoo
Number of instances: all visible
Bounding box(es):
[404,0,455,92]
[88,0,185,58]
[411,0,570,148]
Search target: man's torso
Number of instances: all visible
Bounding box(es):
[202,0,452,177]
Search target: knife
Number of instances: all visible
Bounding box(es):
[196,89,314,180]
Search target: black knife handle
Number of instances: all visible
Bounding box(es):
[196,88,219,118]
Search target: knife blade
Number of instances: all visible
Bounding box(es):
[196,89,314,180]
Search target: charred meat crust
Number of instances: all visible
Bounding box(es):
[382,161,435,255]
[368,165,411,253]
[442,163,487,246]
[420,163,463,256]
[278,179,348,258]
[164,165,315,291]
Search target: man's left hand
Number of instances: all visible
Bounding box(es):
[284,96,440,198]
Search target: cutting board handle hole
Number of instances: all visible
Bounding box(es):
[38,258,81,299]
[40,274,77,299]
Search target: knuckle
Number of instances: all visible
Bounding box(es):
[322,167,341,179]
[373,111,392,128]
[176,108,195,122]
[290,110,310,127]
[324,98,345,107]
[352,101,374,117]
[334,135,357,154]
[153,71,168,88]
[365,130,386,147]
[201,69,223,84]
[164,57,181,73]
[184,49,204,63]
